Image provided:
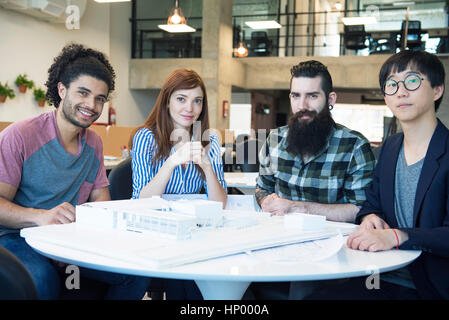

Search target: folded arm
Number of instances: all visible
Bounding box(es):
[255,187,358,222]
[0,182,76,229]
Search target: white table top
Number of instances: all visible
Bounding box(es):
[224,172,258,189]
[23,226,421,299]
[25,236,420,282]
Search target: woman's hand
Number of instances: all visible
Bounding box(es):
[196,144,212,171]
[168,141,202,168]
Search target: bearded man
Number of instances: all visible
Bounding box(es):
[255,60,376,223]
[244,60,377,300]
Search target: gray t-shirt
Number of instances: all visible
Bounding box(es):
[0,111,109,236]
[394,145,424,228]
[382,144,424,289]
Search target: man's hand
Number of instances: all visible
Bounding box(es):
[36,202,76,226]
[260,194,293,215]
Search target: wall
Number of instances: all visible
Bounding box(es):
[108,3,158,127]
[3,0,449,130]
[436,55,449,129]
[0,1,109,122]
[0,1,154,127]
[251,92,277,132]
[130,54,390,93]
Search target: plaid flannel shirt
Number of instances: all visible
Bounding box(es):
[257,124,375,208]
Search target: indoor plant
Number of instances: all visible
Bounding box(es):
[0,82,16,103]
[33,88,47,107]
[15,74,34,93]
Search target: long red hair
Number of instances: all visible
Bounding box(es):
[129,68,210,163]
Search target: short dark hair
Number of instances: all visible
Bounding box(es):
[290,60,333,98]
[379,50,445,111]
[45,43,116,108]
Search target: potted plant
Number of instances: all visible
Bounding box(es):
[33,88,47,107]
[0,82,16,103]
[15,74,34,93]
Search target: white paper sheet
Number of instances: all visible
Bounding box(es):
[225,195,259,211]
[247,233,344,263]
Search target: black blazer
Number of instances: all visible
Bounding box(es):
[356,119,449,299]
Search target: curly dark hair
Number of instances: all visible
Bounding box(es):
[45,43,116,107]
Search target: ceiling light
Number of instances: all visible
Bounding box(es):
[158,24,196,33]
[245,20,282,29]
[94,0,131,3]
[392,1,415,6]
[334,2,342,10]
[342,16,377,25]
[158,0,196,33]
[234,42,248,58]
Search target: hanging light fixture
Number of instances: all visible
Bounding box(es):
[334,1,342,11]
[158,0,196,33]
[233,26,248,58]
[234,41,249,57]
[167,5,186,25]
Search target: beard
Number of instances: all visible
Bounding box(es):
[286,106,335,158]
[61,97,100,129]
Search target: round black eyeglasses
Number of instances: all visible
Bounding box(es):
[383,74,425,96]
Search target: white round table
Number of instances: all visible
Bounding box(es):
[25,237,421,300]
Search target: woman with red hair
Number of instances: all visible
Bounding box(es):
[129,68,227,205]
[129,68,227,300]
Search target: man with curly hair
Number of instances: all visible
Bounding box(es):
[0,43,150,299]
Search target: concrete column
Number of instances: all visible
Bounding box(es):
[201,0,233,131]
[436,56,449,128]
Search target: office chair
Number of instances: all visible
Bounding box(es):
[344,25,367,51]
[107,157,166,300]
[0,245,38,299]
[234,139,262,172]
[437,36,449,53]
[369,38,396,54]
[250,31,271,56]
[372,146,382,161]
[108,158,133,200]
[400,20,424,50]
[222,142,235,172]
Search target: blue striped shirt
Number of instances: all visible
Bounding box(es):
[131,127,226,199]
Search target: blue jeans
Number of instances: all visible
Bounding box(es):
[0,233,150,300]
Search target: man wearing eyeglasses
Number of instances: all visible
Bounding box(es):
[309,51,448,299]
[255,60,375,223]
[0,44,150,299]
